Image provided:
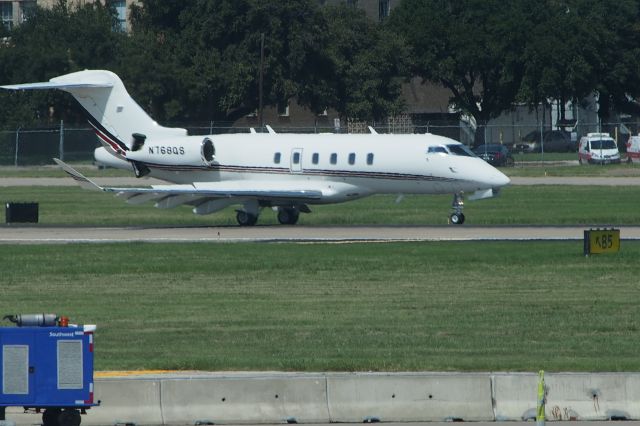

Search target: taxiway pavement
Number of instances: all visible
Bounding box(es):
[1,225,639,243]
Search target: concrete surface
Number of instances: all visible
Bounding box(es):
[1,225,639,244]
[7,372,640,425]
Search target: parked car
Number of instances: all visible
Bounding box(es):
[578,133,621,164]
[472,144,514,167]
[626,135,640,163]
[515,130,575,153]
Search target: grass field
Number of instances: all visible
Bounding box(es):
[1,184,640,226]
[1,163,639,373]
[0,241,638,372]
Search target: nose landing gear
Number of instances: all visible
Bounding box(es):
[449,193,465,225]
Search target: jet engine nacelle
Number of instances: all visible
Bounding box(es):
[125,136,216,167]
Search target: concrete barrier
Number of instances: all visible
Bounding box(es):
[83,379,163,426]
[326,373,494,422]
[161,374,330,424]
[493,373,640,421]
[4,371,636,425]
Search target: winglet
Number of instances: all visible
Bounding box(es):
[53,158,104,191]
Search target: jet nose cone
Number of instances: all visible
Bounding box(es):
[493,169,511,187]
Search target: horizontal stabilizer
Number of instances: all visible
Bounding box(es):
[1,81,113,90]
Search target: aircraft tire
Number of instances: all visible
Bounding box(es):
[450,212,465,225]
[236,211,258,226]
[277,208,299,225]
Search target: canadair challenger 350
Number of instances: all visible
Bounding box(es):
[2,70,510,225]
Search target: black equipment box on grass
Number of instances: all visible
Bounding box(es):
[5,203,39,223]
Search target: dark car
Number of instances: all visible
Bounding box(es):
[472,144,515,167]
[515,130,575,153]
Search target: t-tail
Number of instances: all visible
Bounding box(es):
[1,70,186,159]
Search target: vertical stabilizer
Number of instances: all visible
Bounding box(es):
[2,70,187,157]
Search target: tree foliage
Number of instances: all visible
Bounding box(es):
[4,0,640,133]
[389,0,531,142]
[122,0,405,123]
[389,0,640,142]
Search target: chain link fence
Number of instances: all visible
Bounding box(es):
[1,120,636,166]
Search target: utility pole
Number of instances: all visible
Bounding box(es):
[258,33,265,131]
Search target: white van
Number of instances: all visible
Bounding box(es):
[578,133,621,165]
[626,135,640,163]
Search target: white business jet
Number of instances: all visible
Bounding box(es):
[2,70,509,225]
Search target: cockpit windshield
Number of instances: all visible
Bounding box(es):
[427,145,449,154]
[427,144,477,157]
[447,144,476,157]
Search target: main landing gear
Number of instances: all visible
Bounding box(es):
[449,193,465,225]
[235,203,305,226]
[236,210,259,226]
[277,207,300,225]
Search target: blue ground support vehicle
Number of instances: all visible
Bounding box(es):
[0,314,98,426]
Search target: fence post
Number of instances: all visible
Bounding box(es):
[14,127,20,167]
[59,120,64,161]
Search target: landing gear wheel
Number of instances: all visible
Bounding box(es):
[449,192,465,225]
[58,409,81,426]
[277,208,299,225]
[43,408,62,426]
[236,210,258,226]
[450,212,465,225]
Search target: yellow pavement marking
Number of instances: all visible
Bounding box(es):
[95,370,177,377]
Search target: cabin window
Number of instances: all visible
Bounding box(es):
[367,153,374,165]
[312,153,319,164]
[292,152,301,164]
[330,153,337,165]
[274,152,281,164]
[348,153,356,165]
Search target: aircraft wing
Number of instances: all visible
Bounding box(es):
[54,159,324,209]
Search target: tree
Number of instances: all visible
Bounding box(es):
[520,0,640,126]
[124,0,408,124]
[323,5,408,121]
[389,0,532,145]
[124,0,335,123]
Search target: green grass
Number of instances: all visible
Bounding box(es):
[1,185,640,226]
[504,161,640,177]
[0,242,638,372]
[0,164,131,178]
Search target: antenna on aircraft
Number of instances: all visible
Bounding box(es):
[368,126,378,134]
[265,125,277,135]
